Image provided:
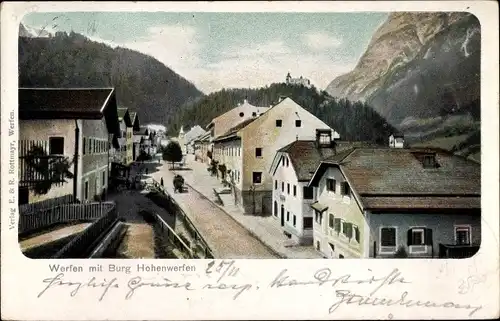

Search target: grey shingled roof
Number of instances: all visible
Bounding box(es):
[311,147,481,210]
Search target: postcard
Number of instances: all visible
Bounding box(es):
[1,1,499,320]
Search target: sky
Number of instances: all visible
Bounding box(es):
[21,12,389,94]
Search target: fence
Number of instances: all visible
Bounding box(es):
[19,194,75,215]
[19,201,116,235]
[155,214,195,258]
[53,205,118,258]
[148,179,214,259]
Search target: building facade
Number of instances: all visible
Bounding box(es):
[308,147,481,259]
[18,88,120,204]
[213,97,340,215]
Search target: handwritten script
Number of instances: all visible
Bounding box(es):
[37,260,482,316]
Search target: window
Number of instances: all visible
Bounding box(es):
[89,139,93,154]
[303,186,314,199]
[314,211,322,224]
[286,211,290,221]
[341,182,351,196]
[293,215,296,226]
[410,228,424,245]
[94,139,97,154]
[380,227,397,247]
[252,112,257,117]
[281,156,285,166]
[353,225,360,243]
[287,183,290,194]
[328,213,334,228]
[238,148,240,157]
[316,241,321,251]
[275,180,278,190]
[282,182,285,192]
[255,148,262,157]
[303,217,313,229]
[423,155,436,168]
[326,179,336,192]
[102,170,106,186]
[339,254,345,259]
[239,112,244,117]
[49,137,64,155]
[286,157,289,167]
[293,185,297,196]
[252,172,262,184]
[455,226,471,245]
[319,133,331,145]
[295,120,302,127]
[83,138,86,155]
[334,218,341,232]
[343,222,353,238]
[84,181,89,201]
[19,187,29,205]
[274,201,278,217]
[276,119,282,127]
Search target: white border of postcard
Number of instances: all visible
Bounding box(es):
[2,1,499,320]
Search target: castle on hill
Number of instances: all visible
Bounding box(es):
[286,72,312,87]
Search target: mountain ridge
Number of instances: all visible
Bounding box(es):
[326,12,480,127]
[18,23,204,126]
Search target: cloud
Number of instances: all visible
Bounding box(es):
[302,31,343,51]
[24,22,354,94]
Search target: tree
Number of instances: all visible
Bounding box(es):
[23,145,74,195]
[162,141,183,169]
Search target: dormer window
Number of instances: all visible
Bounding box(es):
[316,129,332,147]
[423,155,436,168]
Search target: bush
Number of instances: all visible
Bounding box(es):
[394,246,409,258]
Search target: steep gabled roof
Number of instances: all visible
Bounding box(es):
[129,111,141,131]
[117,108,133,127]
[19,87,120,136]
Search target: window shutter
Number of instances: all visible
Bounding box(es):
[407,229,412,246]
[425,228,433,246]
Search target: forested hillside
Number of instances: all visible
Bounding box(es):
[168,83,396,144]
[18,28,203,125]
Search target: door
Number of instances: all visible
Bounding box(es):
[280,205,285,227]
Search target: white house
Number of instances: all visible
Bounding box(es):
[268,136,339,245]
[268,138,379,246]
[212,97,340,215]
[207,99,269,142]
[308,147,481,259]
[18,88,120,205]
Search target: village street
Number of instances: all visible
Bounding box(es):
[148,155,324,259]
[147,158,279,259]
